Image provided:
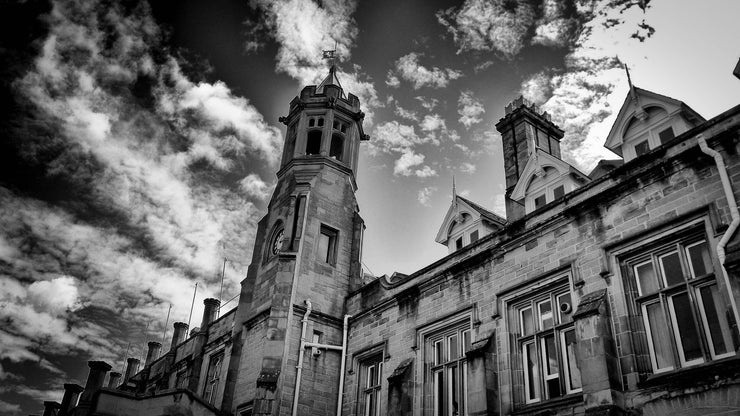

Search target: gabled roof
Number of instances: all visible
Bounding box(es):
[316,64,344,96]
[510,149,589,201]
[604,87,705,155]
[434,195,506,244]
[588,159,624,180]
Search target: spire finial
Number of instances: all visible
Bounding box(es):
[625,63,638,101]
[322,41,338,70]
[452,176,457,200]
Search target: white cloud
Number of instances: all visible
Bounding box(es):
[420,114,447,132]
[394,151,425,176]
[391,53,462,89]
[393,103,419,122]
[0,399,20,415]
[27,276,80,315]
[386,71,401,88]
[457,90,485,128]
[246,0,381,125]
[415,96,439,111]
[460,162,476,174]
[239,173,273,200]
[415,166,438,178]
[436,0,536,58]
[417,187,437,206]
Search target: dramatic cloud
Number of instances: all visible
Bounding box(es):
[457,90,485,128]
[389,53,462,89]
[0,0,268,385]
[245,0,381,124]
[0,399,20,415]
[437,0,537,58]
[239,173,273,200]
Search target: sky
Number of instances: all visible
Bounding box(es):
[1,0,739,414]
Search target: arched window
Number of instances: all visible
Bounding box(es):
[306,130,322,155]
[330,134,344,161]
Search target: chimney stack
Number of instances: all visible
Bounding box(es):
[171,322,188,350]
[107,372,122,388]
[78,361,112,408]
[201,298,220,329]
[145,341,162,366]
[58,383,83,416]
[42,401,60,416]
[123,357,140,385]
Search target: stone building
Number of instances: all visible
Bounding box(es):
[40,65,740,416]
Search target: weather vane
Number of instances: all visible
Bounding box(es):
[322,40,338,68]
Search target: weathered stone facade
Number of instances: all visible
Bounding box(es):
[43,68,740,416]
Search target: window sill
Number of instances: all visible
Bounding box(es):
[511,393,583,415]
[638,354,740,389]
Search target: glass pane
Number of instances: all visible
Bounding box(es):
[523,342,540,402]
[318,232,330,262]
[366,391,375,416]
[553,185,565,200]
[635,261,659,295]
[534,194,546,209]
[635,140,650,156]
[562,329,582,391]
[687,241,712,278]
[520,307,534,336]
[699,284,735,357]
[556,293,572,324]
[660,251,684,287]
[645,302,675,370]
[542,335,559,377]
[367,365,376,388]
[448,366,459,416]
[462,330,470,355]
[470,230,479,243]
[670,293,704,364]
[658,127,675,144]
[434,370,443,416]
[448,334,458,361]
[538,300,553,330]
[434,340,443,366]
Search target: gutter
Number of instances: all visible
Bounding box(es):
[697,134,740,335]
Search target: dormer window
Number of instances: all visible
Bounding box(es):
[526,178,573,213]
[534,194,546,210]
[658,126,675,144]
[634,139,650,157]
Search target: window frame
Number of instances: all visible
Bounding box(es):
[621,227,736,376]
[318,224,338,265]
[510,280,582,406]
[203,350,224,405]
[525,179,570,213]
[418,310,473,416]
[358,354,384,416]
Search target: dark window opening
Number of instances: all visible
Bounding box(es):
[470,230,479,243]
[330,134,344,161]
[318,225,338,264]
[455,237,463,250]
[659,127,675,144]
[317,117,324,127]
[553,185,565,200]
[534,194,547,209]
[309,118,315,127]
[306,130,322,155]
[635,140,650,156]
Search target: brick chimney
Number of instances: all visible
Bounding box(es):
[201,298,220,329]
[171,322,188,350]
[123,357,140,385]
[42,401,60,416]
[78,361,112,409]
[107,372,121,388]
[495,97,564,221]
[58,383,83,416]
[145,341,162,366]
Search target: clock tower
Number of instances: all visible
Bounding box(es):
[224,64,368,415]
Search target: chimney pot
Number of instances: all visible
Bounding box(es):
[171,322,188,350]
[78,361,112,408]
[107,372,122,388]
[58,383,83,416]
[201,298,221,329]
[145,341,162,366]
[123,357,140,385]
[42,401,60,416]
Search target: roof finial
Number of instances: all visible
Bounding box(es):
[452,176,457,200]
[322,40,338,70]
[624,62,648,119]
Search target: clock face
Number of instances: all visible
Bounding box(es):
[272,229,285,255]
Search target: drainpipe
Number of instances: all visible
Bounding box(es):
[698,134,740,333]
[335,314,351,416]
[291,299,312,416]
